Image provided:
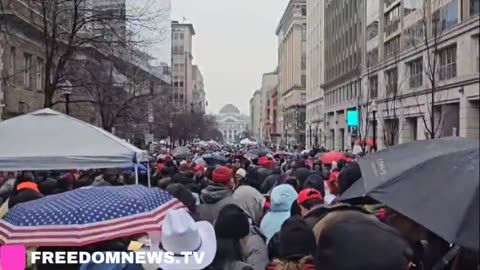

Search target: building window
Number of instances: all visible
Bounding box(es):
[301,6,307,16]
[24,53,32,88]
[385,4,400,36]
[385,68,398,96]
[9,46,17,76]
[433,0,458,34]
[179,33,184,39]
[474,36,480,72]
[368,75,378,99]
[367,48,379,67]
[36,57,43,90]
[404,0,422,16]
[367,21,379,40]
[179,81,184,87]
[438,45,457,80]
[404,21,424,50]
[408,58,423,88]
[385,36,400,58]
[472,0,480,16]
[301,75,306,87]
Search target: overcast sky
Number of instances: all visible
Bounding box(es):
[170,0,290,114]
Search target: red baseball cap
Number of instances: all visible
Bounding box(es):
[212,166,233,184]
[297,188,323,205]
[258,157,274,169]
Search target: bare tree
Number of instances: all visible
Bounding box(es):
[4,0,168,108]
[415,0,447,139]
[378,49,406,147]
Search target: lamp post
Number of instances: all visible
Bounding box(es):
[371,100,378,151]
[63,89,72,115]
[169,122,174,151]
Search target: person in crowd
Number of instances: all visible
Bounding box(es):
[303,174,325,198]
[312,159,322,173]
[297,188,325,229]
[259,174,281,194]
[210,204,254,270]
[0,172,16,201]
[251,157,275,190]
[233,186,269,270]
[384,207,450,270]
[171,163,196,186]
[197,166,239,224]
[234,168,248,189]
[260,184,298,242]
[194,164,209,189]
[8,172,44,208]
[312,203,377,243]
[267,217,316,270]
[166,183,199,220]
[315,215,413,270]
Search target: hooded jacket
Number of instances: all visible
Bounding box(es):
[233,186,269,270]
[260,184,298,242]
[197,183,238,224]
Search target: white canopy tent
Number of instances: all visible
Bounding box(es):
[0,109,148,172]
[240,138,257,145]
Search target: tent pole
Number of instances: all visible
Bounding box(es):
[147,163,151,188]
[134,164,139,185]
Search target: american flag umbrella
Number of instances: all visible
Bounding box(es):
[0,185,184,247]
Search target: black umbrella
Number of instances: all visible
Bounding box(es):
[171,147,192,159]
[247,148,272,157]
[340,137,479,250]
[201,153,227,166]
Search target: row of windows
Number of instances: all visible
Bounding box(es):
[173,32,185,40]
[367,45,459,98]
[9,46,44,90]
[325,80,361,106]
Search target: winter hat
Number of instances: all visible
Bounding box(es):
[304,174,325,197]
[236,168,247,178]
[214,204,250,240]
[279,216,317,260]
[297,188,323,205]
[315,216,413,270]
[258,157,274,169]
[212,166,233,184]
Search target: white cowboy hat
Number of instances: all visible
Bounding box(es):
[157,208,216,270]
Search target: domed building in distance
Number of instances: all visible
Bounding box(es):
[216,104,248,144]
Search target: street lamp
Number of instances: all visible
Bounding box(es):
[371,100,378,151]
[63,89,72,115]
[169,122,174,151]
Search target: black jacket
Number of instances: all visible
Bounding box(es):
[8,183,43,208]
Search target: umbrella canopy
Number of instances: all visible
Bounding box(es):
[321,151,346,165]
[0,109,147,171]
[201,153,227,166]
[0,185,184,246]
[171,147,192,159]
[247,149,272,157]
[341,137,479,250]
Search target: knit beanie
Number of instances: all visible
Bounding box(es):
[279,216,317,260]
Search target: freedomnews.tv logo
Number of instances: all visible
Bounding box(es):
[0,245,27,270]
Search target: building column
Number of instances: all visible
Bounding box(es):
[460,97,480,140]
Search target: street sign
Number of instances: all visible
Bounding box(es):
[347,110,359,126]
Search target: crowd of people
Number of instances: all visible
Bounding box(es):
[0,144,478,270]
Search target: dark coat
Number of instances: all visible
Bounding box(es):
[197,184,239,224]
[8,183,43,208]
